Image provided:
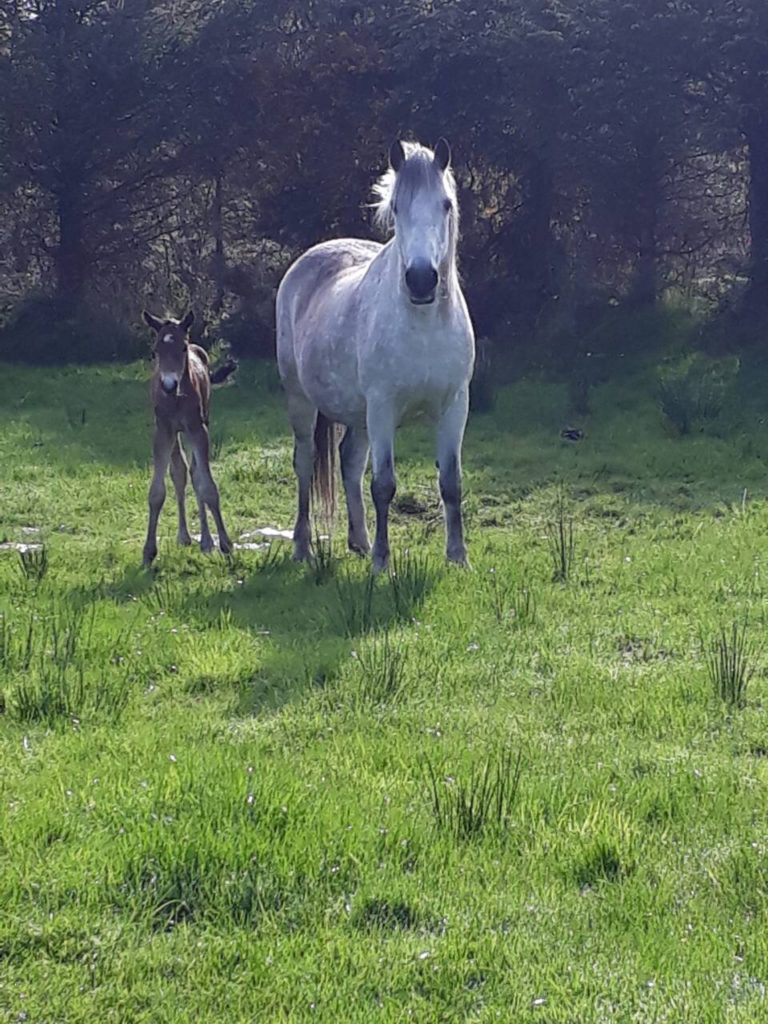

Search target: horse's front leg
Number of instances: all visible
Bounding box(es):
[436,387,470,566]
[367,403,396,573]
[143,420,175,567]
[188,423,232,556]
[170,437,192,547]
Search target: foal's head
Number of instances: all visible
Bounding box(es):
[143,310,194,395]
[374,139,457,306]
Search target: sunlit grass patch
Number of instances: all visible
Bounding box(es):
[3,361,768,1020]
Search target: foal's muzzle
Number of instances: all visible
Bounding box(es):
[405,262,438,305]
[160,373,179,394]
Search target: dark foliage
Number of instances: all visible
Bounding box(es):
[0,0,766,363]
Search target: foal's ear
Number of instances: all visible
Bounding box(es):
[389,140,406,173]
[179,310,194,333]
[434,138,451,171]
[143,310,163,332]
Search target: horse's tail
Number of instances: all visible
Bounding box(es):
[209,359,238,385]
[312,413,337,520]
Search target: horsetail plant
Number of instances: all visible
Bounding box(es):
[546,490,575,583]
[424,748,523,842]
[705,622,757,710]
[17,545,48,588]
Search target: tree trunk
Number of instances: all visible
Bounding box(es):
[516,153,557,313]
[745,116,768,302]
[211,170,226,314]
[629,139,660,307]
[54,165,88,312]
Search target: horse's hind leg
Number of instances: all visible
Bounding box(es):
[189,424,232,555]
[170,437,192,547]
[340,425,370,555]
[436,387,470,566]
[143,421,174,566]
[287,393,317,562]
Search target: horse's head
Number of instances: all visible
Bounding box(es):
[143,310,194,394]
[386,139,455,307]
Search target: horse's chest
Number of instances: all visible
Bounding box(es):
[369,328,469,413]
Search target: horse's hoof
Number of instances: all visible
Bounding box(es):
[292,547,311,562]
[447,552,471,569]
[219,538,232,556]
[200,538,215,555]
[348,539,371,557]
[372,554,389,574]
[142,549,157,568]
[177,532,192,547]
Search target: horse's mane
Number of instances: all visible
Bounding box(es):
[372,142,458,235]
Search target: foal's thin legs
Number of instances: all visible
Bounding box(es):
[340,425,370,555]
[367,403,396,573]
[189,424,232,555]
[170,437,192,546]
[143,421,175,566]
[436,387,469,566]
[288,394,317,561]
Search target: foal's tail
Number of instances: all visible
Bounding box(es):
[312,413,337,520]
[209,359,238,385]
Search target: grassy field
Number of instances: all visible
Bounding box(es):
[2,356,768,1022]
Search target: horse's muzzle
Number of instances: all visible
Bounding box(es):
[405,263,438,305]
[160,373,179,394]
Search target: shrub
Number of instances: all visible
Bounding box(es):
[0,295,145,364]
[656,352,739,435]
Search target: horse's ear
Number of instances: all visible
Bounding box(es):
[434,138,451,171]
[389,140,405,172]
[180,310,194,332]
[143,310,163,332]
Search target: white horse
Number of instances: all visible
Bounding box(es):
[276,139,475,572]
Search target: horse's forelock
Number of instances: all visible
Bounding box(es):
[372,143,457,234]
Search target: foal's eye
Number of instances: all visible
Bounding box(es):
[392,203,398,217]
[443,198,453,213]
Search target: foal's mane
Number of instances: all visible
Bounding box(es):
[372,142,458,236]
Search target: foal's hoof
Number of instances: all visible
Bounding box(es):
[177,530,192,547]
[200,536,215,555]
[372,554,389,575]
[142,547,157,568]
[219,536,232,556]
[292,545,311,562]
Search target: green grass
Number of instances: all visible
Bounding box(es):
[2,358,768,1021]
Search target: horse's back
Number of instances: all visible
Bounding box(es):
[277,239,381,413]
[278,240,379,347]
[279,238,380,310]
[188,346,211,420]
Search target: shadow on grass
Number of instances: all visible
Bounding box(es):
[104,545,440,716]
[0,359,287,470]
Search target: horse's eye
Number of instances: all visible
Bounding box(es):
[443,198,453,213]
[392,204,398,217]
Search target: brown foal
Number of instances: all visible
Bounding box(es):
[142,309,234,567]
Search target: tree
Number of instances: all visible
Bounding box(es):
[0,0,181,310]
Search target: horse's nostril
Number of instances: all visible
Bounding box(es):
[405,264,438,299]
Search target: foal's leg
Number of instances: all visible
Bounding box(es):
[339,424,370,555]
[436,387,470,566]
[367,403,397,573]
[170,437,192,547]
[287,393,317,562]
[143,421,175,566]
[188,424,232,555]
